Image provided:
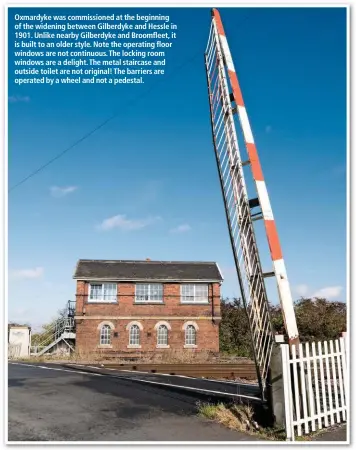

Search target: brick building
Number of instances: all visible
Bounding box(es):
[73,259,223,355]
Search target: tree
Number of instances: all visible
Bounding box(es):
[220,297,346,357]
[293,298,346,341]
[30,307,68,345]
[219,297,254,357]
[8,322,30,327]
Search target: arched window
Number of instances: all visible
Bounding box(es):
[185,324,197,346]
[100,324,112,345]
[129,324,140,346]
[157,325,168,346]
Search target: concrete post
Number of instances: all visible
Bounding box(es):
[268,334,286,427]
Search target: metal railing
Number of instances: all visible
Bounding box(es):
[31,316,75,355]
[67,300,76,317]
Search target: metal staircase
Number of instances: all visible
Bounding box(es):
[31,301,76,357]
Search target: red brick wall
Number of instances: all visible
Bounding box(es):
[75,318,220,354]
[75,281,221,354]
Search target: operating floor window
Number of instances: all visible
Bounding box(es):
[135,283,163,303]
[181,284,208,303]
[89,283,117,302]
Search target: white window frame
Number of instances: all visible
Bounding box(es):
[129,324,141,347]
[180,283,209,304]
[154,321,171,349]
[99,324,112,346]
[157,325,169,348]
[135,283,163,303]
[184,324,197,347]
[88,282,117,303]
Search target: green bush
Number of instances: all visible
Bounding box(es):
[220,297,346,358]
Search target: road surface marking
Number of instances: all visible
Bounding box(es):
[123,377,262,401]
[9,362,103,376]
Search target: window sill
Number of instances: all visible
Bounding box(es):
[184,344,198,349]
[134,302,165,305]
[180,302,209,305]
[156,344,170,349]
[97,344,113,349]
[127,344,142,349]
[87,301,118,304]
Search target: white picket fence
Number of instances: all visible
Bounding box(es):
[281,336,348,441]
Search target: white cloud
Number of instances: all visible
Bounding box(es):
[265,125,272,133]
[50,186,78,198]
[312,286,343,300]
[9,267,44,280]
[97,214,161,231]
[293,284,343,300]
[294,284,309,297]
[9,95,30,103]
[170,224,191,233]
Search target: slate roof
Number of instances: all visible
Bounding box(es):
[73,259,223,282]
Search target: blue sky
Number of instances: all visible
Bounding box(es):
[8,6,347,328]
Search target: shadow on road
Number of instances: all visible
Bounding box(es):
[8,378,27,388]
[71,375,200,417]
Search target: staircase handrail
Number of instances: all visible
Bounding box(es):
[32,317,75,350]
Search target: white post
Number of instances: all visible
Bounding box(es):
[28,327,32,357]
[340,335,348,414]
[341,332,347,366]
[281,343,294,441]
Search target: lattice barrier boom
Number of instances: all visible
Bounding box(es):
[210,9,299,345]
[205,13,274,394]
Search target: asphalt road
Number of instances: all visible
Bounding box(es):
[8,362,260,442]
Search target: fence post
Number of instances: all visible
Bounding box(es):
[341,332,347,366]
[267,335,288,428]
[281,342,294,441]
[340,333,348,414]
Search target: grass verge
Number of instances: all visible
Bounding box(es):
[197,402,286,441]
[198,402,346,442]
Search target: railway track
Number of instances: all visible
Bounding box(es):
[99,362,258,381]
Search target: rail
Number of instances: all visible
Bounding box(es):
[96,362,258,382]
